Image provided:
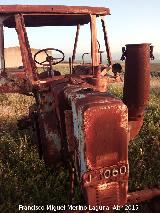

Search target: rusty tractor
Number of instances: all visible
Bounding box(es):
[0,5,159,210]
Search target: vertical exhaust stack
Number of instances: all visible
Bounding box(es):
[121,43,154,140]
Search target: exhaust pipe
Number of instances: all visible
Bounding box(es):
[121,43,154,140]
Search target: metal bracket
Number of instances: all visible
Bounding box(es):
[120,47,126,61]
[150,45,155,60]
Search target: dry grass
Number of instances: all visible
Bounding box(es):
[0,65,160,212]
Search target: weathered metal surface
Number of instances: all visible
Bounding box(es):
[52,82,71,153]
[129,118,144,141]
[35,86,62,166]
[122,43,151,139]
[65,110,76,153]
[123,43,151,118]
[82,95,128,169]
[65,88,128,206]
[15,14,37,82]
[1,5,110,27]
[38,114,61,166]
[0,71,30,93]
[72,66,121,90]
[127,188,160,204]
[101,16,112,66]
[36,76,65,89]
[0,75,25,93]
[34,79,93,167]
[73,65,92,75]
[0,5,110,15]
[87,75,108,92]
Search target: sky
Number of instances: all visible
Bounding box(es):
[1,0,160,60]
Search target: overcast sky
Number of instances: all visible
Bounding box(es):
[1,0,160,59]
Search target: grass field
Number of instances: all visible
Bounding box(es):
[0,64,160,212]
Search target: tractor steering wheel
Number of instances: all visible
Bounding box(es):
[34,48,65,67]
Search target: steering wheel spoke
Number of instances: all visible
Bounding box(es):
[52,57,62,60]
[40,60,47,65]
[44,50,50,57]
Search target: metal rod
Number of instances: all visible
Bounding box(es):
[90,15,99,74]
[15,14,37,82]
[101,16,112,66]
[0,17,5,74]
[69,164,75,204]
[69,57,72,74]
[82,52,89,65]
[72,24,80,70]
[127,188,160,204]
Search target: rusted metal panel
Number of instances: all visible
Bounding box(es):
[38,112,62,166]
[73,93,128,170]
[65,88,128,206]
[0,5,110,16]
[35,76,67,91]
[36,88,62,166]
[15,14,37,82]
[52,82,71,153]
